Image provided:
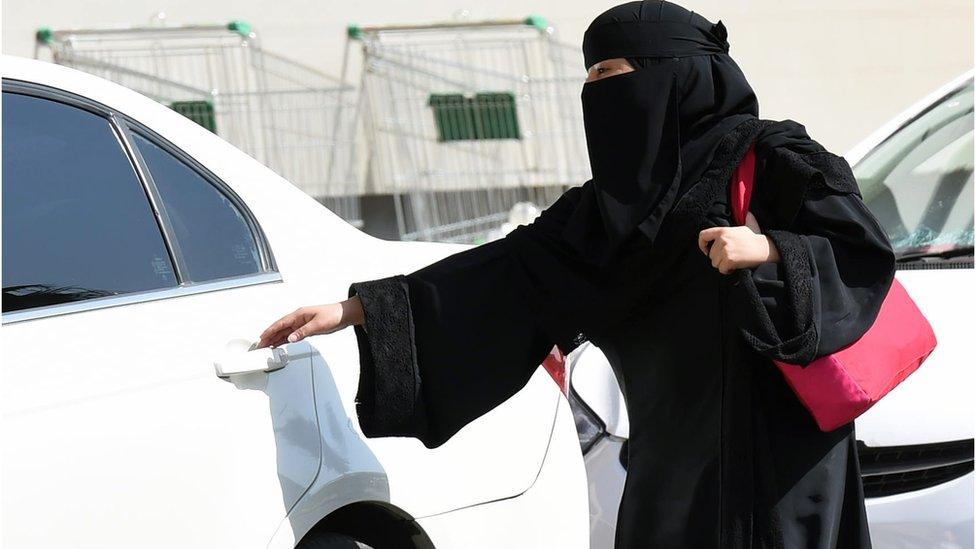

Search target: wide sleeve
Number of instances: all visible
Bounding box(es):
[348,184,657,449]
[727,145,897,365]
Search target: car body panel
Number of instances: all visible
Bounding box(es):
[866,472,974,549]
[413,396,590,549]
[581,435,627,549]
[2,286,322,547]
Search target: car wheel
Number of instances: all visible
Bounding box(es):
[297,532,374,549]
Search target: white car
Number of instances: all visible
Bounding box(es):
[0,55,589,549]
[570,71,975,549]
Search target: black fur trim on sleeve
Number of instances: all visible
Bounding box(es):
[348,275,430,440]
[728,230,820,365]
[765,229,815,339]
[801,151,861,196]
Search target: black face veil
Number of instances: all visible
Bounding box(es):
[560,0,760,267]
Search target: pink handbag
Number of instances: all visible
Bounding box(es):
[730,145,938,432]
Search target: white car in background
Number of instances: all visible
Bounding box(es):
[570,71,976,549]
[0,55,590,549]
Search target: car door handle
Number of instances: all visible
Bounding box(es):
[214,339,289,378]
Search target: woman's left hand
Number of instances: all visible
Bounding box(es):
[698,212,780,274]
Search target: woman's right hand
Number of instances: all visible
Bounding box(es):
[257,296,364,348]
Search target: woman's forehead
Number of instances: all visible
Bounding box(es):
[588,57,631,70]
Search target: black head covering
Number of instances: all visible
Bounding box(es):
[559,0,759,266]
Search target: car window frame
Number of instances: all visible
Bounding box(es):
[853,77,975,270]
[2,78,281,325]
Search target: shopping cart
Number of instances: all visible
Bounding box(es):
[36,21,364,226]
[345,16,590,243]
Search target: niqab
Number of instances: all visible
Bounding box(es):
[562,0,759,266]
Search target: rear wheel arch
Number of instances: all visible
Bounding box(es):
[298,501,435,549]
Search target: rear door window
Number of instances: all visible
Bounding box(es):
[131,131,262,282]
[2,92,177,313]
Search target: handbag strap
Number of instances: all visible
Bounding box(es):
[730,143,757,226]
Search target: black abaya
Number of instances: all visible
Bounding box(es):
[349,117,893,548]
[346,3,895,547]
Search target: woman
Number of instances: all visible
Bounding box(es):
[259,2,895,547]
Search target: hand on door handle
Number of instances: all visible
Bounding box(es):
[214,339,289,378]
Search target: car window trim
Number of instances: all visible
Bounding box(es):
[2,272,283,325]
[1,79,282,324]
[113,111,192,281]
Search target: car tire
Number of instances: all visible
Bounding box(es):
[297,532,374,549]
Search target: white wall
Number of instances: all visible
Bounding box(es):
[3,0,972,152]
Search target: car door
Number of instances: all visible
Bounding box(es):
[1,83,321,548]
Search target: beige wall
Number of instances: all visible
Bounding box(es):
[3,0,972,152]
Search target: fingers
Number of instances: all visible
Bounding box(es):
[717,257,735,275]
[287,319,318,344]
[260,309,301,340]
[258,305,345,348]
[258,307,310,348]
[698,227,723,255]
[261,330,292,349]
[709,239,729,271]
[699,226,740,275]
[257,324,286,349]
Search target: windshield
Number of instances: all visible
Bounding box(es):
[854,81,974,259]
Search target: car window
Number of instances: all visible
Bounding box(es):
[131,132,262,282]
[854,82,974,257]
[2,92,177,313]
